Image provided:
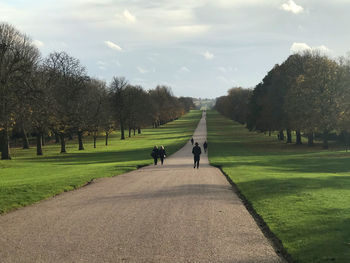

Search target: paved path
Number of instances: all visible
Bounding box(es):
[0,113,284,263]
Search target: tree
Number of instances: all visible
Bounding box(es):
[0,23,39,159]
[44,51,88,153]
[109,77,128,140]
[285,52,341,148]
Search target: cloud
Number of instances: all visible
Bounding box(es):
[180,66,190,73]
[123,9,136,23]
[290,42,311,53]
[137,66,148,74]
[32,39,44,48]
[203,51,214,60]
[217,76,237,85]
[281,0,304,14]
[290,42,332,54]
[171,25,210,35]
[104,40,122,51]
[317,45,332,54]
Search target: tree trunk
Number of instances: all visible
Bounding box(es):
[268,131,271,136]
[42,133,45,146]
[22,125,30,149]
[78,131,84,150]
[133,128,136,136]
[128,128,131,138]
[54,132,60,143]
[0,130,3,153]
[1,128,11,160]
[286,129,292,143]
[93,135,97,148]
[323,131,329,149]
[296,130,302,145]
[308,133,314,146]
[138,128,141,134]
[105,132,109,146]
[279,130,285,141]
[59,133,66,153]
[36,132,43,156]
[120,120,125,140]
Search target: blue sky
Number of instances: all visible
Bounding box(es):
[1,0,350,98]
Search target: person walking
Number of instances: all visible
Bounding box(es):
[151,146,159,165]
[190,137,194,145]
[192,142,202,169]
[203,141,208,153]
[158,145,166,165]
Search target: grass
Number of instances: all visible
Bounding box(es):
[206,110,350,263]
[0,110,202,214]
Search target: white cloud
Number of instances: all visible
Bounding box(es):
[217,76,237,85]
[290,42,311,53]
[171,25,210,35]
[137,66,148,74]
[218,67,227,73]
[281,0,304,14]
[104,40,122,51]
[32,39,44,48]
[203,51,214,60]
[123,9,136,23]
[180,66,190,73]
[317,45,332,54]
[290,42,332,54]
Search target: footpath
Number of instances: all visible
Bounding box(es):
[0,113,284,262]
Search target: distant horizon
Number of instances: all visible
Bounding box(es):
[1,0,349,98]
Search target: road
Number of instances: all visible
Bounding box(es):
[0,113,284,262]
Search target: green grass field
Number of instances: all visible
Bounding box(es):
[0,110,201,214]
[207,110,350,263]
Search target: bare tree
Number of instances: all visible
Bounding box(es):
[44,51,87,153]
[0,23,39,159]
[109,77,128,140]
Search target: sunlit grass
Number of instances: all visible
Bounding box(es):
[0,110,202,214]
[207,110,350,263]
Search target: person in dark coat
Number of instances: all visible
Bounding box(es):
[203,141,208,153]
[190,137,194,145]
[151,146,159,165]
[158,145,166,165]
[192,142,202,169]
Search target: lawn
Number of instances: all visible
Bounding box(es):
[206,110,350,263]
[0,110,202,214]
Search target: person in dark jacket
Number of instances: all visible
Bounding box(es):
[190,137,194,145]
[203,141,208,153]
[151,146,159,165]
[192,142,202,169]
[158,145,166,165]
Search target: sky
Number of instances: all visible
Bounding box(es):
[1,0,350,98]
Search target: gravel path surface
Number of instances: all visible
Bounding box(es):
[0,113,285,263]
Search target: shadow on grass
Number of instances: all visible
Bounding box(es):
[229,175,350,201]
[216,156,350,174]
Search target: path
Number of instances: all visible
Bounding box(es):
[0,113,284,262]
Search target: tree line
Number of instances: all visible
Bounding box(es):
[0,23,194,160]
[215,50,350,149]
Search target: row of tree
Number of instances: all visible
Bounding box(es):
[0,22,194,160]
[215,51,350,149]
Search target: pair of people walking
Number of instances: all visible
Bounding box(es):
[150,140,208,168]
[151,146,166,165]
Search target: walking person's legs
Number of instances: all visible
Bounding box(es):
[161,157,164,165]
[154,158,157,165]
